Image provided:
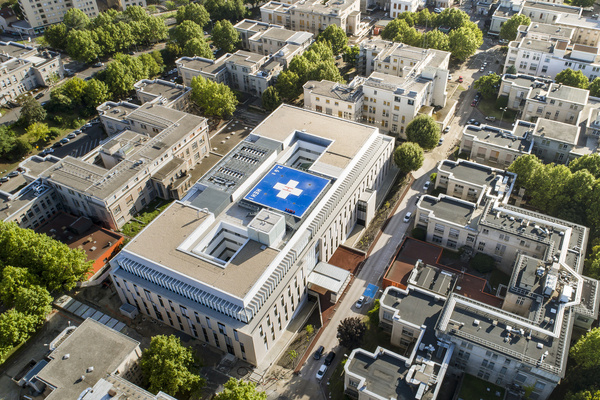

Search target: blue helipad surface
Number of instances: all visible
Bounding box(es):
[244,164,330,218]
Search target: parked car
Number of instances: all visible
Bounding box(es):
[314,345,325,360]
[433,7,443,13]
[324,351,336,366]
[403,212,412,223]
[438,137,444,146]
[0,177,9,183]
[42,148,54,155]
[415,194,421,204]
[457,76,463,83]
[447,74,452,81]
[34,92,44,100]
[479,66,485,72]
[84,123,92,128]
[67,133,77,139]
[316,364,327,380]
[60,138,70,144]
[93,62,104,67]
[467,118,478,125]
[355,296,365,309]
[485,116,496,121]
[423,181,431,191]
[53,142,63,148]
[443,126,450,134]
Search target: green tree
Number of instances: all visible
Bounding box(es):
[435,8,470,29]
[470,253,496,273]
[508,154,543,189]
[405,115,440,151]
[140,335,205,397]
[473,73,501,99]
[569,154,600,179]
[83,79,109,107]
[63,8,90,30]
[570,328,600,370]
[44,23,67,50]
[337,317,366,350]
[318,25,348,55]
[423,29,449,51]
[448,26,483,61]
[145,17,169,44]
[589,77,600,97]
[381,19,411,41]
[104,61,136,98]
[19,96,47,125]
[393,142,424,173]
[0,221,92,292]
[139,53,162,77]
[261,86,281,111]
[66,30,101,63]
[123,5,148,22]
[555,68,589,89]
[342,45,359,65]
[62,77,87,105]
[170,20,205,47]
[305,324,314,336]
[0,127,16,158]
[0,309,37,350]
[190,76,238,118]
[182,38,213,58]
[506,65,517,74]
[570,0,595,7]
[14,285,53,324]
[115,53,148,81]
[275,70,300,101]
[176,3,210,28]
[214,378,267,400]
[367,299,380,326]
[584,242,600,280]
[204,0,247,21]
[11,137,32,159]
[499,14,531,41]
[26,122,50,142]
[165,1,176,10]
[288,350,298,368]
[0,266,39,306]
[211,20,241,53]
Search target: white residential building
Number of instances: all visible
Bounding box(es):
[0,41,64,105]
[389,0,423,17]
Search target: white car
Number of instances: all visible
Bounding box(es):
[355,296,365,309]
[423,181,431,191]
[403,212,412,223]
[316,364,328,380]
[447,74,452,81]
[67,133,76,139]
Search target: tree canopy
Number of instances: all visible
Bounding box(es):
[176,2,210,28]
[405,115,440,150]
[182,38,213,58]
[555,69,590,89]
[570,328,600,370]
[499,14,531,41]
[473,73,501,99]
[214,378,267,400]
[337,317,367,350]
[204,0,247,21]
[19,96,46,125]
[317,25,348,55]
[140,335,205,397]
[448,26,483,61]
[211,20,241,53]
[63,8,90,31]
[261,86,281,111]
[393,142,424,173]
[570,0,595,7]
[171,20,205,48]
[190,76,238,119]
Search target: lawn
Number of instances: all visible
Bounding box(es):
[477,98,517,123]
[120,199,173,238]
[457,374,505,400]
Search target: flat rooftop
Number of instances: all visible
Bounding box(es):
[303,79,363,103]
[439,160,501,187]
[177,55,228,75]
[124,202,279,299]
[465,125,533,152]
[419,195,477,227]
[502,73,551,89]
[135,79,189,103]
[534,118,579,144]
[250,104,377,169]
[546,83,588,103]
[384,237,442,288]
[36,318,139,400]
[382,287,444,328]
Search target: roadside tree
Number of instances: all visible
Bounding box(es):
[393,142,424,173]
[337,317,366,350]
[405,115,440,150]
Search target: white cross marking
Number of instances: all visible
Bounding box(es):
[273,180,303,199]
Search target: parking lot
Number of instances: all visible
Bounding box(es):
[41,122,107,159]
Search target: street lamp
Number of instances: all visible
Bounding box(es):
[499,107,508,123]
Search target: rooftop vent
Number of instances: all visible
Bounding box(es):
[63,354,70,360]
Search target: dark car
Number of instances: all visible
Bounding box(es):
[53,142,63,148]
[324,351,336,366]
[314,345,325,360]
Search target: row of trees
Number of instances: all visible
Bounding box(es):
[393,115,442,175]
[564,327,600,399]
[381,8,483,61]
[140,334,266,398]
[262,40,344,108]
[0,221,91,360]
[44,7,167,62]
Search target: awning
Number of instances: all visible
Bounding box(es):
[308,262,351,294]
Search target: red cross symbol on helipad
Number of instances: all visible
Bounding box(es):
[274,180,303,199]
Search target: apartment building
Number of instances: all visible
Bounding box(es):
[303,78,363,121]
[261,0,362,36]
[499,73,553,110]
[490,0,581,36]
[389,0,423,16]
[18,0,147,32]
[504,22,600,80]
[18,318,177,400]
[522,82,588,125]
[0,41,63,105]
[234,19,314,67]
[108,104,395,367]
[177,50,286,96]
[133,79,191,111]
